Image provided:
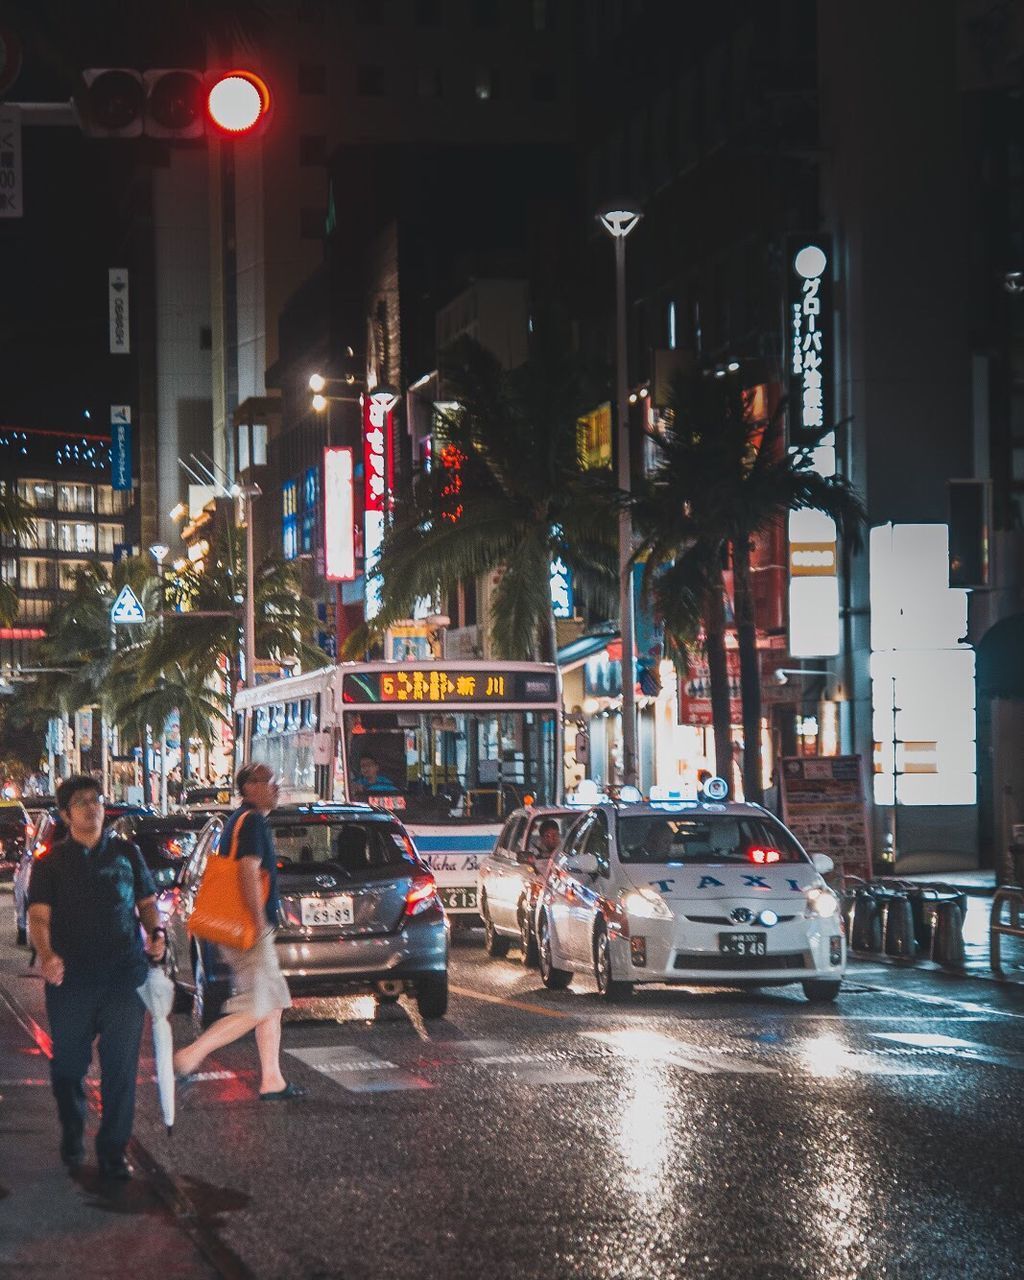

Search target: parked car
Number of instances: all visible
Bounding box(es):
[477,806,584,966]
[0,801,33,882]
[537,796,846,1003]
[13,803,154,945]
[164,802,449,1027]
[177,785,234,814]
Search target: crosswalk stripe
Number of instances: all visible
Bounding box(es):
[286,1044,432,1092]
[872,1032,1024,1070]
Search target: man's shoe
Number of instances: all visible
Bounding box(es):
[60,1143,85,1171]
[98,1155,133,1181]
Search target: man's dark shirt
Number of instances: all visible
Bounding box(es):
[220,801,280,928]
[28,829,156,984]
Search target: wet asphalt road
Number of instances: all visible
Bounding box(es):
[3,927,1024,1280]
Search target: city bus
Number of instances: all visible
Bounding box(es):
[233,661,562,921]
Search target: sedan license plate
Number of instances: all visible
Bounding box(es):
[301,894,354,927]
[719,931,766,957]
[438,886,477,911]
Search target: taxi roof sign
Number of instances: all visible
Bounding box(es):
[110,584,146,625]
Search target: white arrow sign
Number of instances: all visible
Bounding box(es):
[111,584,146,625]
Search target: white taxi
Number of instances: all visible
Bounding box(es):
[537,786,845,1002]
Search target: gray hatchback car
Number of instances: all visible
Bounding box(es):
[164,802,449,1025]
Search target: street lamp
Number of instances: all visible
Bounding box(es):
[149,542,171,813]
[598,201,642,787]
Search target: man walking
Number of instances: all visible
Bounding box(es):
[172,763,304,1101]
[28,775,166,1179]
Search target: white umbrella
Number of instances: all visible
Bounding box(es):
[137,963,176,1134]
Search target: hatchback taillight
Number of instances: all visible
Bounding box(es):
[32,841,49,860]
[404,874,439,918]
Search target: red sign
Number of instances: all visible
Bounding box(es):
[362,395,389,514]
[678,647,742,727]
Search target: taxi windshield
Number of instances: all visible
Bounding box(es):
[617,814,805,865]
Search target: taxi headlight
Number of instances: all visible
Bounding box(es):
[805,886,839,918]
[621,888,673,920]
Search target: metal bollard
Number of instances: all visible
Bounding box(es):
[882,891,916,959]
[850,888,882,953]
[929,898,966,968]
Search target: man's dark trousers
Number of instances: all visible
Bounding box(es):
[45,976,146,1164]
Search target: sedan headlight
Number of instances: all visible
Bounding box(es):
[621,887,673,920]
[805,886,839,918]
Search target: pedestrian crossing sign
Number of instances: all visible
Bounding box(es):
[110,584,146,625]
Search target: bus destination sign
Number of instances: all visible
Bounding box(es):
[342,670,557,705]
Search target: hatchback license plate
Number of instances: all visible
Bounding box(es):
[301,894,354,927]
[439,886,477,911]
[719,931,766,957]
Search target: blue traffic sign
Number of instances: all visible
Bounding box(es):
[110,583,145,625]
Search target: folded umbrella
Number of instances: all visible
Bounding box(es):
[137,961,176,1135]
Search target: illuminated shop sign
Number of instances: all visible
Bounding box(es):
[362,395,392,619]
[342,669,559,705]
[550,554,574,619]
[787,238,832,445]
[323,447,355,581]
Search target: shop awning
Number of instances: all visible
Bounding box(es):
[557,631,619,674]
[977,612,1024,699]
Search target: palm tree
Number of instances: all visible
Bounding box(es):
[362,321,617,661]
[633,367,865,803]
[0,485,36,625]
[141,524,327,698]
[108,659,228,783]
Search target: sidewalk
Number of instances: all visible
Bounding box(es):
[0,914,232,1280]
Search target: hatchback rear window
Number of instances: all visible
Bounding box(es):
[272,821,414,873]
[0,818,27,838]
[617,815,805,865]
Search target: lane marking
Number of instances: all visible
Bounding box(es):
[583,1030,776,1075]
[449,984,578,1021]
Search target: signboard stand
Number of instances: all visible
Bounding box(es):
[779,755,872,884]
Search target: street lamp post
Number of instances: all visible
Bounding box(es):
[598,204,642,788]
[149,542,170,812]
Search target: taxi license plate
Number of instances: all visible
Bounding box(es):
[719,931,766,957]
[301,895,354,927]
[438,886,477,911]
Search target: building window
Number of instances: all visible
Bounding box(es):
[299,134,327,165]
[58,560,90,591]
[98,524,123,555]
[283,480,298,560]
[532,0,553,30]
[417,66,443,99]
[300,207,324,240]
[20,557,57,591]
[58,521,96,553]
[301,510,316,555]
[473,0,499,27]
[97,486,129,515]
[32,518,56,549]
[298,63,327,95]
[357,64,386,96]
[415,0,442,24]
[304,466,319,511]
[475,69,500,101]
[17,480,55,509]
[530,68,557,102]
[57,483,94,514]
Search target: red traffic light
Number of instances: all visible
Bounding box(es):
[206,71,271,136]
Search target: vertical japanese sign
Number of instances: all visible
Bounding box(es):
[362,394,392,619]
[0,106,23,218]
[108,268,130,354]
[323,447,356,581]
[110,405,132,491]
[787,239,831,444]
[787,238,839,656]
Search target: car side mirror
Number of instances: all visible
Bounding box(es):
[565,852,599,877]
[811,852,834,874]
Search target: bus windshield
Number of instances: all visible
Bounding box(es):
[341,709,557,823]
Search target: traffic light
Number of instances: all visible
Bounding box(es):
[81,69,271,139]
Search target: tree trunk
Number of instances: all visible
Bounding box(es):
[704,576,734,785]
[732,534,764,806]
